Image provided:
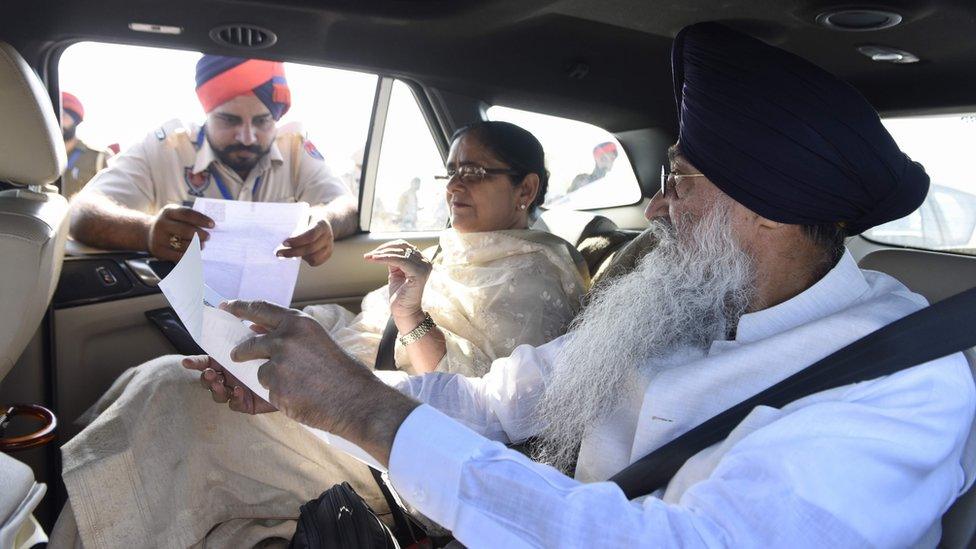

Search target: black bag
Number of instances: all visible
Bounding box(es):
[289,482,400,549]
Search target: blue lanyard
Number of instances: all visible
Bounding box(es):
[197,126,263,200]
[209,168,234,200]
[66,148,83,171]
[209,168,263,200]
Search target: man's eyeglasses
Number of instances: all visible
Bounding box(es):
[660,165,706,198]
[435,165,521,184]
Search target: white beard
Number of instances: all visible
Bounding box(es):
[533,199,756,474]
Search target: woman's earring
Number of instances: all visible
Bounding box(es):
[519,204,527,210]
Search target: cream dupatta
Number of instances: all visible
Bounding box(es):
[304,228,589,376]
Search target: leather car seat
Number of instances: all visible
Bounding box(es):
[532,207,640,279]
[0,40,68,548]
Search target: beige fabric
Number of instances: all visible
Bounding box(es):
[0,189,69,380]
[0,42,65,186]
[54,357,386,549]
[77,120,349,214]
[305,228,589,376]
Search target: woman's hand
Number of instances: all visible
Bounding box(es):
[364,240,433,329]
[182,355,277,415]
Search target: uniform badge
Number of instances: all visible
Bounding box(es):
[303,140,325,161]
[184,167,211,197]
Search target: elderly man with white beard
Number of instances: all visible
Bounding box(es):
[210,22,974,547]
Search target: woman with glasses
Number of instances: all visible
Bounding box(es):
[52,121,589,549]
[300,120,588,378]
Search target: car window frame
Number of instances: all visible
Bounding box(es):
[359,77,450,234]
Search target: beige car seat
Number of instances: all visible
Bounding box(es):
[0,41,68,548]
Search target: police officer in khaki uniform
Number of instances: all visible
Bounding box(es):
[60,92,113,199]
[70,55,358,266]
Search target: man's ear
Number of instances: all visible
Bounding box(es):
[519,173,540,207]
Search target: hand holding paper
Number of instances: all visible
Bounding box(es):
[158,233,386,470]
[192,198,308,307]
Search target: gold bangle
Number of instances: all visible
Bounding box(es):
[399,312,435,346]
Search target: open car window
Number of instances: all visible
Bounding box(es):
[487,105,641,211]
[369,80,448,232]
[58,41,377,200]
[864,113,976,255]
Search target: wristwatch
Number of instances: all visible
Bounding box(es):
[399,312,436,346]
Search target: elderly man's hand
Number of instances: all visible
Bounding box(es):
[147,205,213,261]
[181,355,277,415]
[222,300,420,463]
[278,219,334,266]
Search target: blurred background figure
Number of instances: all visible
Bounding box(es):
[396,177,421,230]
[568,141,618,193]
[60,91,114,198]
[340,146,364,196]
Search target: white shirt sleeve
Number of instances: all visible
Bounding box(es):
[378,339,563,444]
[387,355,975,548]
[79,132,158,214]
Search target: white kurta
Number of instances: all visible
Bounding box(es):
[378,250,976,548]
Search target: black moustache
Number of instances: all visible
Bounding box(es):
[222,145,264,154]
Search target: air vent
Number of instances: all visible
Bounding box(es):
[209,24,277,49]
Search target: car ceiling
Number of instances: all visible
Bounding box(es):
[2,0,975,133]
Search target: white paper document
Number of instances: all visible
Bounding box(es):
[193,198,309,307]
[158,234,384,471]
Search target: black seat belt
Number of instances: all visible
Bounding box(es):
[609,286,976,500]
[374,318,399,371]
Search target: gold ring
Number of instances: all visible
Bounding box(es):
[169,234,183,251]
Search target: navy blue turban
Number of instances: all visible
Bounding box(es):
[672,22,928,234]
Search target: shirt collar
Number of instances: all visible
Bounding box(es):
[191,128,284,176]
[734,249,869,344]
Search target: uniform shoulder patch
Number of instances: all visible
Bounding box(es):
[303,140,325,161]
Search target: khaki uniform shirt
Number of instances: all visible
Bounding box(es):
[80,119,349,214]
[61,140,112,199]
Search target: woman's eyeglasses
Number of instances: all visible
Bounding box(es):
[435,165,521,184]
[660,165,706,198]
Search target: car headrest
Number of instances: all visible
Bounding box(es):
[532,208,619,247]
[0,42,65,186]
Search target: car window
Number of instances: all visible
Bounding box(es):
[369,80,448,232]
[58,41,377,200]
[486,105,641,210]
[864,113,976,255]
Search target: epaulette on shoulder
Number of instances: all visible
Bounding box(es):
[154,118,187,141]
[153,119,198,165]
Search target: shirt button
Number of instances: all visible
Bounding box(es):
[412,488,426,503]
